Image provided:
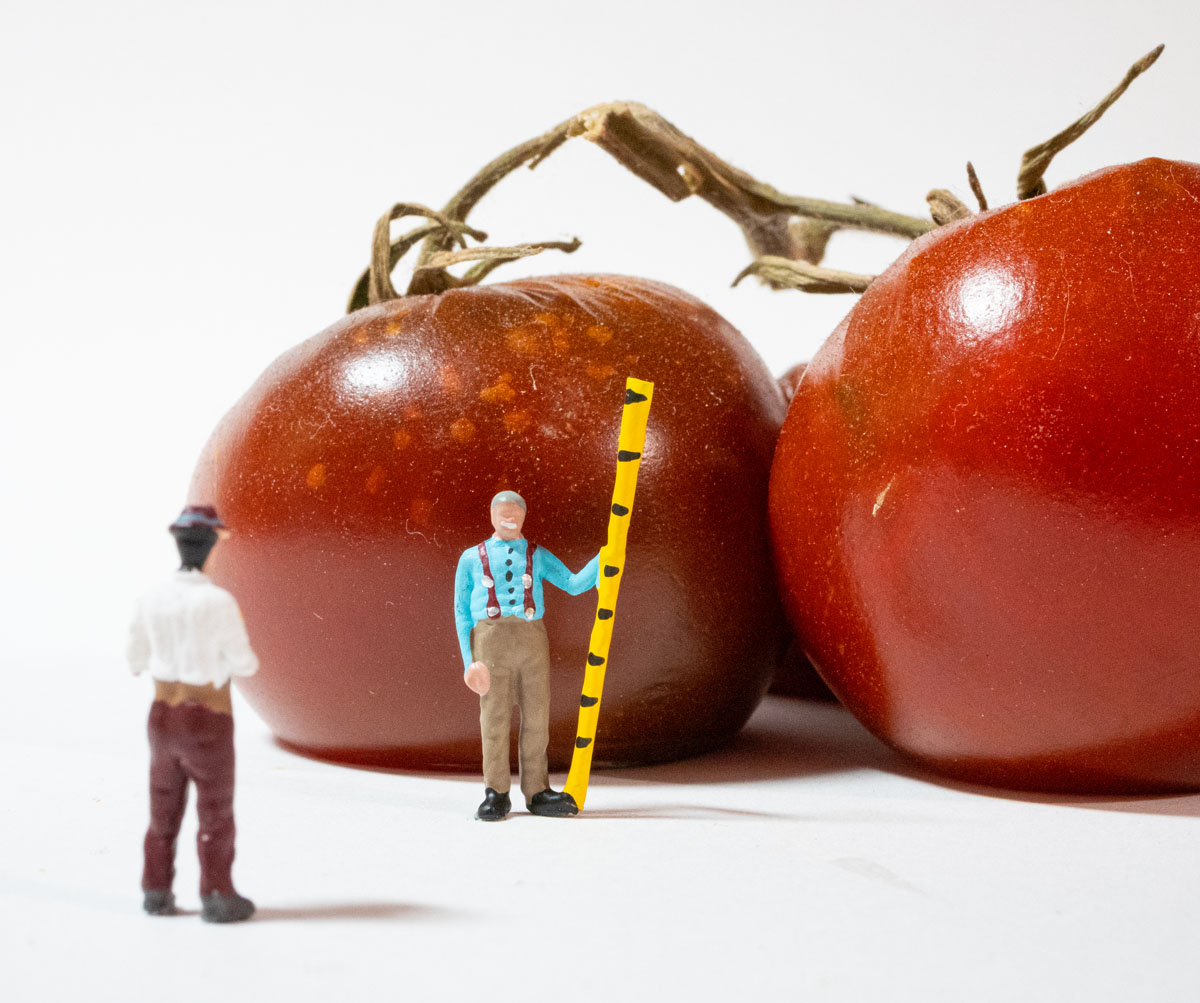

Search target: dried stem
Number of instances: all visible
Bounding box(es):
[1017,44,1163,200]
[350,48,1167,313]
[789,219,840,265]
[365,204,486,306]
[966,162,988,211]
[457,255,545,288]
[733,257,875,295]
[348,224,439,312]
[413,239,582,275]
[391,101,932,301]
[407,118,578,294]
[926,189,972,226]
[573,102,932,246]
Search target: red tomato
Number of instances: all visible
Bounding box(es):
[778,361,808,404]
[770,159,1200,793]
[191,274,786,769]
[770,359,837,702]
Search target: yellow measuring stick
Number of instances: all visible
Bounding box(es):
[563,376,654,811]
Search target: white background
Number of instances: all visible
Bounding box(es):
[3,1,1200,1000]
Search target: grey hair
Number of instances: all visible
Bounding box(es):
[490,490,527,511]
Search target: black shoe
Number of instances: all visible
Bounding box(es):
[475,787,511,821]
[527,789,579,817]
[142,889,176,916]
[201,891,256,923]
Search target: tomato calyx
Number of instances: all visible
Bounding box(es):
[352,197,583,311]
[345,116,589,311]
[344,197,582,312]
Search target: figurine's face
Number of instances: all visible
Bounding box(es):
[490,501,526,540]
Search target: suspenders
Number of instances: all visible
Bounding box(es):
[477,540,538,619]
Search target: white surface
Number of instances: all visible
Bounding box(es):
[9,674,1200,1003]
[3,2,1200,999]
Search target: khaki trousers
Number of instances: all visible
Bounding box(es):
[472,615,551,801]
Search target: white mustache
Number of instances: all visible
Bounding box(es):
[500,520,519,529]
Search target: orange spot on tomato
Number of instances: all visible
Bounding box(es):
[450,418,476,443]
[535,312,563,328]
[393,429,412,450]
[506,327,539,354]
[383,312,407,336]
[306,463,327,489]
[480,373,517,404]
[441,366,462,394]
[503,410,531,432]
[353,329,370,345]
[404,406,423,421]
[365,465,386,495]
[586,363,616,380]
[586,324,612,344]
[409,497,434,526]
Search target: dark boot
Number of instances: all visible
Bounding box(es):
[475,787,512,821]
[201,891,256,923]
[142,889,177,916]
[527,789,578,817]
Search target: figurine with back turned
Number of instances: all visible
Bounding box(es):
[454,490,599,821]
[126,505,259,922]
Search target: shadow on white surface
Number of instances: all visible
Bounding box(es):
[252,901,453,922]
[609,696,903,786]
[578,803,802,820]
[731,700,1200,821]
[913,773,1200,819]
[263,693,1200,819]
[601,696,1200,820]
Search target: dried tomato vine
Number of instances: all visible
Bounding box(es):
[347,45,1163,310]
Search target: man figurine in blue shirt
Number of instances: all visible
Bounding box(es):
[454,490,599,821]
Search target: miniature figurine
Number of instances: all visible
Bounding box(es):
[454,491,599,820]
[127,505,259,922]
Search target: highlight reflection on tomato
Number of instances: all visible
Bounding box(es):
[770,159,1200,793]
[191,274,787,769]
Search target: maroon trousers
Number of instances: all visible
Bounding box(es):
[142,701,238,897]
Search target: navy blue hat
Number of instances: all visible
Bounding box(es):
[169,505,227,533]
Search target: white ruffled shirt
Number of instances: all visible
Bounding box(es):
[127,570,259,685]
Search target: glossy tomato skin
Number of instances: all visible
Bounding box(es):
[769,358,837,701]
[191,274,786,769]
[778,361,808,404]
[771,159,1200,793]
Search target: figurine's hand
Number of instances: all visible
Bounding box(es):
[464,661,491,695]
[522,573,533,588]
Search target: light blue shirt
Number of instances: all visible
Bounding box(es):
[453,537,599,671]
